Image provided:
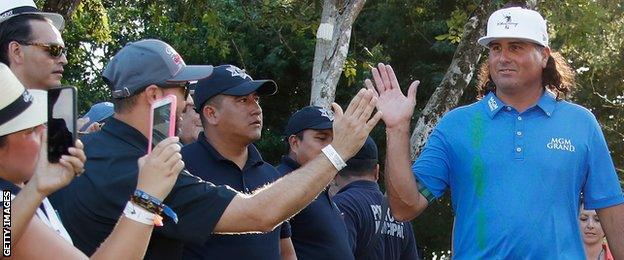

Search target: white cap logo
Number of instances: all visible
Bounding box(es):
[319,108,334,121]
[226,65,251,80]
[497,12,518,29]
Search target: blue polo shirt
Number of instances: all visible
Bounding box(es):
[49,117,237,259]
[413,91,624,259]
[276,156,354,260]
[333,180,419,260]
[181,132,291,259]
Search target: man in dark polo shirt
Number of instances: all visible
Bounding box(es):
[276,106,353,260]
[50,39,382,260]
[332,137,419,260]
[181,65,295,260]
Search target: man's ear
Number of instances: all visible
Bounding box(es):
[202,104,219,125]
[374,164,380,181]
[540,47,551,68]
[143,85,163,105]
[288,134,299,153]
[7,41,25,66]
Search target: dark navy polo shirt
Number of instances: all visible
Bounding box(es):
[276,156,353,260]
[333,180,419,260]
[49,117,237,260]
[181,132,291,259]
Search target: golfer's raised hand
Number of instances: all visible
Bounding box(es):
[365,63,419,128]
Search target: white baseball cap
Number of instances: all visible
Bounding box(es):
[478,7,548,47]
[0,63,47,136]
[0,0,65,30]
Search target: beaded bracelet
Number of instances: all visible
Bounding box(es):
[131,189,179,224]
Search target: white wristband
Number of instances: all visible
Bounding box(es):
[321,144,347,171]
[123,201,155,226]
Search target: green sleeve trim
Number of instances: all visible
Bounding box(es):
[418,185,436,204]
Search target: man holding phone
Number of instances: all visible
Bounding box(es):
[50,39,382,259]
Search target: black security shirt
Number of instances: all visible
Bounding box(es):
[275,156,353,260]
[333,180,419,260]
[181,132,290,259]
[49,117,236,260]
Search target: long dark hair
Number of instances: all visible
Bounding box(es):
[476,50,576,100]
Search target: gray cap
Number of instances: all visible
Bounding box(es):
[103,39,213,99]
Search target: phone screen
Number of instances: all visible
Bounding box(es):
[48,87,77,163]
[152,102,172,147]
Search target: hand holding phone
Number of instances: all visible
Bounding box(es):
[47,86,77,163]
[148,95,177,153]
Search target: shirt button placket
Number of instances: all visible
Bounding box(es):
[514,114,524,160]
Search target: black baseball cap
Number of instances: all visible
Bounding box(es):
[284,106,334,136]
[193,64,277,112]
[349,136,378,162]
[102,39,214,99]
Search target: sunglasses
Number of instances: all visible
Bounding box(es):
[158,82,190,100]
[19,41,67,58]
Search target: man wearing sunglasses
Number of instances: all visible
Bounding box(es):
[0,1,67,90]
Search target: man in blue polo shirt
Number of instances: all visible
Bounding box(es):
[366,6,624,259]
[333,136,419,260]
[181,64,295,260]
[276,106,353,260]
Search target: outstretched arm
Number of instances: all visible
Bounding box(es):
[366,63,429,222]
[214,88,382,233]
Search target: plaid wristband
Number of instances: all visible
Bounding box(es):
[418,185,436,204]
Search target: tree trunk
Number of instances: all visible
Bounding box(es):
[310,0,366,108]
[42,0,81,21]
[409,0,492,160]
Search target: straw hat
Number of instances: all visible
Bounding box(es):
[0,63,47,136]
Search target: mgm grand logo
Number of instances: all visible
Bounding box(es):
[546,137,576,152]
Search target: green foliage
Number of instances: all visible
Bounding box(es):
[435,8,470,44]
[541,0,624,182]
[56,0,624,257]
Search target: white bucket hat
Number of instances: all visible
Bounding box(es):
[0,63,47,136]
[478,7,548,48]
[0,0,65,30]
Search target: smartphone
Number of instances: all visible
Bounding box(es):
[48,86,77,163]
[148,95,177,153]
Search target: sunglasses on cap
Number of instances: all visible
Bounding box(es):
[18,41,67,58]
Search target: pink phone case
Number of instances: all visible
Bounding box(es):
[147,94,177,153]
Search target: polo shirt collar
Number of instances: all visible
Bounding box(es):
[0,177,21,194]
[279,155,301,170]
[197,132,264,168]
[483,92,505,118]
[337,180,379,195]
[101,117,148,151]
[483,90,558,118]
[535,90,557,117]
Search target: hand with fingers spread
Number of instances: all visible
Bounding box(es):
[365,63,419,128]
[136,137,185,201]
[330,88,383,160]
[31,132,87,197]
